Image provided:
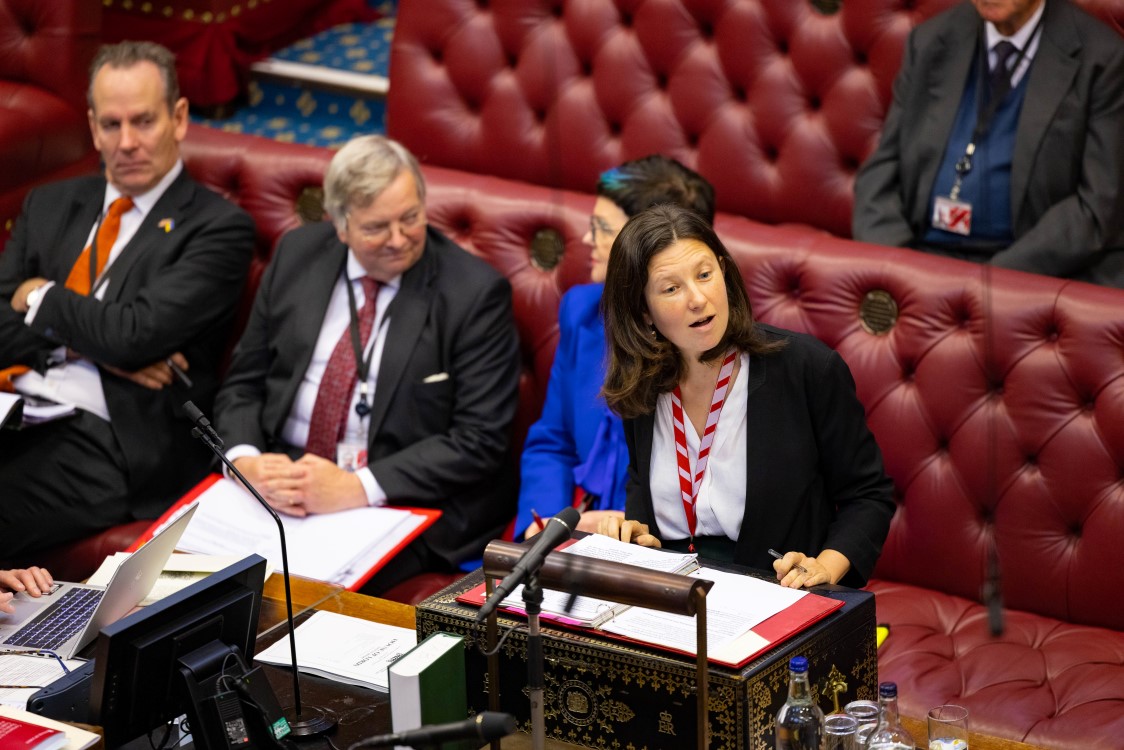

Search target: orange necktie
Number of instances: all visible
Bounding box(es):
[65,196,135,295]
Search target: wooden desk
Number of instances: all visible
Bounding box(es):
[255,577,1047,750]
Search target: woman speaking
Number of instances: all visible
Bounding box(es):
[597,205,894,589]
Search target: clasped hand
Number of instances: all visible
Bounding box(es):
[231,453,367,516]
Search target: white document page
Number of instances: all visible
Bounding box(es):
[88,552,269,606]
[500,534,697,624]
[602,567,806,661]
[255,611,417,691]
[165,478,422,586]
[0,654,87,709]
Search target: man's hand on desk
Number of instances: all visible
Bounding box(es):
[232,453,367,516]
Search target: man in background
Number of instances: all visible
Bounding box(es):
[0,41,254,557]
[853,0,1124,287]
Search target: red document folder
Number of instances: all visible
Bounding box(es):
[457,574,842,669]
[130,473,441,591]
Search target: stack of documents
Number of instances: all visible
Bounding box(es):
[255,611,417,691]
[148,477,434,588]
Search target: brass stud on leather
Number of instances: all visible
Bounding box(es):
[530,227,566,271]
[859,289,898,335]
[296,186,325,224]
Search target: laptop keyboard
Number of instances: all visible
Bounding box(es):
[2,587,105,650]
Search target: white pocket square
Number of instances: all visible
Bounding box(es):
[422,372,450,384]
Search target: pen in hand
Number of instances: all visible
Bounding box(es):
[530,509,546,533]
[166,357,193,388]
[768,548,808,574]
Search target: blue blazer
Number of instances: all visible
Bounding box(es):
[516,284,628,535]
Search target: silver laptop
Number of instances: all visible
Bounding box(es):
[0,503,198,659]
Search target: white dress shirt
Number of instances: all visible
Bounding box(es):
[650,352,749,540]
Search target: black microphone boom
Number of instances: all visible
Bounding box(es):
[349,712,516,749]
[183,400,335,738]
[476,506,580,621]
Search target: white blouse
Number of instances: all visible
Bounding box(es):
[650,353,749,540]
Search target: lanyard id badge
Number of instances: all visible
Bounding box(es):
[933,195,973,235]
[336,438,368,471]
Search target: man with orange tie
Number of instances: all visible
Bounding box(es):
[0,41,253,557]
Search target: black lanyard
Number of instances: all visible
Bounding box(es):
[343,270,379,418]
[951,18,1044,200]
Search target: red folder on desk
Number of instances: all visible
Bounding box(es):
[130,473,441,591]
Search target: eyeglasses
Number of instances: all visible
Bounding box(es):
[348,209,425,242]
[589,217,620,243]
[0,649,72,690]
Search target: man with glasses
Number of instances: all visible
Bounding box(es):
[214,135,521,594]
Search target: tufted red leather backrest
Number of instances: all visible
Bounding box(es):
[0,0,99,111]
[388,0,1124,239]
[182,126,1124,631]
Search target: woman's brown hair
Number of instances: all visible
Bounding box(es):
[600,205,784,418]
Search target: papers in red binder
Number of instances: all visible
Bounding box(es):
[134,474,440,590]
[459,535,843,668]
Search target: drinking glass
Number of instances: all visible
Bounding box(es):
[824,713,859,750]
[845,699,880,749]
[927,704,970,750]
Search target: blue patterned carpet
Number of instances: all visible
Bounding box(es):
[193,3,395,147]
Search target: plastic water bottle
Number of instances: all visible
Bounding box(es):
[863,682,916,750]
[774,655,823,750]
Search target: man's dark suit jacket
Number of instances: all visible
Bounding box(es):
[215,223,521,569]
[853,0,1124,288]
[0,169,255,518]
[623,326,895,588]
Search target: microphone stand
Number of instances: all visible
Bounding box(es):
[522,573,546,750]
[184,402,336,738]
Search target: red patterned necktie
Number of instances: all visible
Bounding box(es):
[65,196,135,294]
[305,277,381,459]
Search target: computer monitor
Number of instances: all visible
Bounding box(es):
[89,554,276,748]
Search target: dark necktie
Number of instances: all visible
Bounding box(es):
[988,40,1019,104]
[305,277,381,460]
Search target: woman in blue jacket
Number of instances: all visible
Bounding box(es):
[516,156,715,538]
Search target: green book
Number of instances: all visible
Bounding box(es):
[388,631,472,750]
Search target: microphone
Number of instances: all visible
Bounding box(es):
[183,400,222,447]
[349,712,515,749]
[183,401,336,738]
[477,506,580,621]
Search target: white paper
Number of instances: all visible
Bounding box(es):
[602,567,805,660]
[500,534,698,625]
[88,552,268,606]
[171,478,427,587]
[255,611,417,691]
[0,654,87,709]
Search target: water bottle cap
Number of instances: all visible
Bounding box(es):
[789,656,808,673]
[879,682,898,698]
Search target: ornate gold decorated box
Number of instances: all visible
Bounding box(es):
[415,568,877,750]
